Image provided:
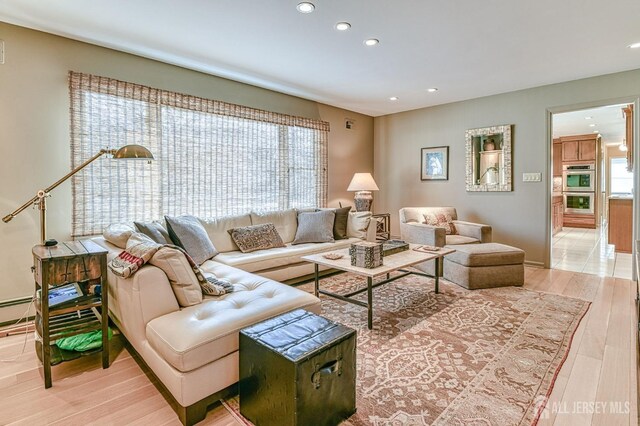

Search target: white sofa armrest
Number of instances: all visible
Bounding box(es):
[107,263,180,345]
[453,220,492,243]
[400,222,446,247]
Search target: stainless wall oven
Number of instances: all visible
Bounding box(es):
[562,163,595,192]
[563,192,595,215]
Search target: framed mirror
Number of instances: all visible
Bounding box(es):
[465,124,513,191]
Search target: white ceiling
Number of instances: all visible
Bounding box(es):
[553,104,627,145]
[1,0,639,116]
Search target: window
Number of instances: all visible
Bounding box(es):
[69,72,328,237]
[610,157,633,195]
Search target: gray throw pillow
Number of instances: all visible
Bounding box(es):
[228,223,285,253]
[134,220,172,244]
[293,210,336,245]
[165,215,218,265]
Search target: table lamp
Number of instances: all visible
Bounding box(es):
[347,173,379,212]
[3,144,154,246]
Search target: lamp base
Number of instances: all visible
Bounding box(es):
[353,191,373,212]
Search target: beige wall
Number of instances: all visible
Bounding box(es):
[0,22,373,320]
[374,70,640,266]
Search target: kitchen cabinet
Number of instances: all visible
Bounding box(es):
[552,196,563,235]
[553,141,563,177]
[560,134,598,162]
[608,197,632,253]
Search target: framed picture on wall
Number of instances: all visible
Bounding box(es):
[421,146,449,180]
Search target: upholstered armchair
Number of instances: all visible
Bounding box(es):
[399,207,492,274]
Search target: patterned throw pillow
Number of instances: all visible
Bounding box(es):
[227,223,285,253]
[108,233,161,278]
[423,213,457,235]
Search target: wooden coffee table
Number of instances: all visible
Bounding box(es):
[301,244,454,329]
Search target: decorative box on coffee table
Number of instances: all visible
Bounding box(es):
[349,241,383,269]
[239,309,356,426]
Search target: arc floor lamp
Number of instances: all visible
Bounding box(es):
[2,144,154,246]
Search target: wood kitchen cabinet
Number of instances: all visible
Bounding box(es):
[560,134,598,162]
[553,140,563,177]
[608,197,632,253]
[552,196,563,235]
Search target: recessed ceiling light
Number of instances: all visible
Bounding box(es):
[389,96,398,101]
[589,123,596,127]
[628,42,640,49]
[593,130,599,133]
[364,38,379,47]
[296,2,315,13]
[335,22,351,31]
[427,88,438,93]
[585,116,593,120]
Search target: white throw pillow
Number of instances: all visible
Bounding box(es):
[149,246,203,307]
[347,211,372,239]
[103,223,135,249]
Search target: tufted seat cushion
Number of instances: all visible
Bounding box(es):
[145,261,320,373]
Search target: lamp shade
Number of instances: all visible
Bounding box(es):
[347,173,379,191]
[113,144,154,160]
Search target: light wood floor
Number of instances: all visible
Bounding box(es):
[0,267,636,425]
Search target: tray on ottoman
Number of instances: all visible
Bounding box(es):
[239,309,356,426]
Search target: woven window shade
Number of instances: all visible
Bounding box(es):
[69,72,329,237]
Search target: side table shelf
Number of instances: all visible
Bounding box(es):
[32,240,110,388]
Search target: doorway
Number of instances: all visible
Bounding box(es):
[550,103,634,279]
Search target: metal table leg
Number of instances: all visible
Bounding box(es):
[314,264,319,297]
[367,277,373,330]
[434,257,440,294]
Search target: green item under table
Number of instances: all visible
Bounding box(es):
[56,328,113,352]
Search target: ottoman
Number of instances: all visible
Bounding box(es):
[239,309,356,426]
[443,242,525,289]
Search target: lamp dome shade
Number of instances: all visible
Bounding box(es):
[113,144,154,160]
[347,173,379,191]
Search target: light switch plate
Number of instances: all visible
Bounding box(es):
[522,172,542,182]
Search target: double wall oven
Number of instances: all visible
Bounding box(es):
[562,163,595,215]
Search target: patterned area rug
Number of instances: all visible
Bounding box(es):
[223,273,589,425]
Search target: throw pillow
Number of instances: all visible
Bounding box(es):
[227,223,285,253]
[149,246,203,307]
[423,212,457,235]
[332,206,352,240]
[165,215,218,265]
[347,211,372,239]
[108,233,161,278]
[134,220,172,245]
[293,210,336,245]
[103,223,135,249]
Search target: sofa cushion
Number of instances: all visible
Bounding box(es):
[149,246,203,307]
[445,242,525,267]
[145,263,320,373]
[213,238,359,273]
[250,209,297,244]
[228,223,286,253]
[134,220,172,245]
[347,211,372,239]
[445,235,479,245]
[293,210,335,245]
[103,223,135,249]
[165,215,218,265]
[199,214,252,253]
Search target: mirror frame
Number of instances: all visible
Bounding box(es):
[465,124,513,192]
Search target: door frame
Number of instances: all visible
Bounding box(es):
[545,96,639,280]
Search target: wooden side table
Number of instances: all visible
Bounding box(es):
[371,213,391,241]
[32,240,109,388]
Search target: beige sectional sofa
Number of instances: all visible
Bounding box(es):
[94,208,375,425]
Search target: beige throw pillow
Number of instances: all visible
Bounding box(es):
[347,211,372,239]
[103,223,135,249]
[423,212,457,235]
[149,246,203,307]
